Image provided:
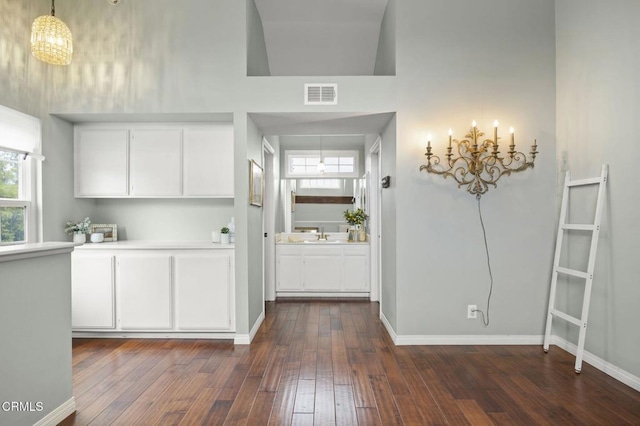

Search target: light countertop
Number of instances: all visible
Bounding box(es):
[74,240,235,250]
[0,242,80,263]
[276,241,369,245]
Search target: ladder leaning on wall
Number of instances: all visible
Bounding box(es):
[543,164,609,373]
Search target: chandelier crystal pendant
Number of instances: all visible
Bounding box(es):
[31,0,73,66]
[420,120,538,197]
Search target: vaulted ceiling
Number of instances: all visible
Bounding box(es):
[254,0,389,76]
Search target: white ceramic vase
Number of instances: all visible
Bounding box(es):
[221,233,230,244]
[73,233,86,244]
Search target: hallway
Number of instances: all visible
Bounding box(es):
[63,300,640,425]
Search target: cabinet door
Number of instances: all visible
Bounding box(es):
[303,247,342,291]
[117,254,172,330]
[75,129,129,197]
[276,247,303,290]
[130,129,182,196]
[183,125,234,197]
[342,247,370,291]
[71,252,115,328]
[174,253,232,330]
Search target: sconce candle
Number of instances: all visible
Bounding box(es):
[420,121,538,197]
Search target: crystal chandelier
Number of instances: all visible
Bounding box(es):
[31,0,73,66]
[420,120,538,197]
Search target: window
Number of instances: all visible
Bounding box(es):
[299,179,343,189]
[285,150,359,178]
[0,104,40,246]
[0,150,29,244]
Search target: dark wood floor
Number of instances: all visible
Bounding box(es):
[61,300,640,425]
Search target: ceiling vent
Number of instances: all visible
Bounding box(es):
[304,84,338,105]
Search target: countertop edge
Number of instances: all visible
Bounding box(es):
[74,240,236,250]
[276,242,370,246]
[0,242,80,263]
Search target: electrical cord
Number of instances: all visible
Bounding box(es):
[474,194,493,327]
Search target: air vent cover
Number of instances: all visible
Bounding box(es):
[304,84,338,105]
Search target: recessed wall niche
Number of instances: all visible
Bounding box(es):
[247,0,395,77]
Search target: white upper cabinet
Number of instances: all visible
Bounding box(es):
[130,129,183,196]
[183,125,234,197]
[75,129,129,197]
[74,123,234,198]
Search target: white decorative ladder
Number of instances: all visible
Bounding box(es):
[543,164,608,373]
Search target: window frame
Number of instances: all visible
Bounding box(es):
[0,150,36,246]
[285,150,359,178]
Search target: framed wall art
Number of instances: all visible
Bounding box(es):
[90,224,118,242]
[249,159,264,207]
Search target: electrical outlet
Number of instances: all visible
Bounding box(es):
[467,305,477,319]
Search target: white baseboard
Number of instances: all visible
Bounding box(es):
[234,310,265,345]
[34,397,76,426]
[72,331,235,339]
[552,336,640,392]
[380,312,398,343]
[277,292,369,298]
[379,315,543,345]
[395,334,544,345]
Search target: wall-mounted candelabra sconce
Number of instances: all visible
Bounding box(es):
[420,120,538,197]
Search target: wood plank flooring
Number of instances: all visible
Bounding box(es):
[61,300,640,425]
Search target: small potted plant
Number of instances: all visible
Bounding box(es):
[65,217,91,244]
[343,208,368,242]
[220,226,230,244]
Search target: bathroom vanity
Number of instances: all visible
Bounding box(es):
[275,233,370,297]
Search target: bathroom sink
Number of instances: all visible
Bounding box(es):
[303,239,342,244]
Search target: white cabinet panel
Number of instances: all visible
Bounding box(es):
[175,253,231,330]
[303,248,342,291]
[276,244,370,294]
[343,251,369,291]
[117,254,172,330]
[183,125,234,197]
[71,253,115,328]
[276,246,303,290]
[75,129,128,197]
[130,129,182,196]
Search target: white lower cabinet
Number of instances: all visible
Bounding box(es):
[72,252,115,328]
[71,246,235,335]
[342,247,369,291]
[174,253,232,330]
[276,246,304,290]
[117,254,173,330]
[303,247,343,291]
[276,244,370,294]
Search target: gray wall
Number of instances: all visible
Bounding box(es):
[374,0,396,76]
[92,199,234,241]
[380,115,397,329]
[247,116,265,330]
[556,0,640,377]
[394,0,556,335]
[0,253,73,426]
[246,0,270,76]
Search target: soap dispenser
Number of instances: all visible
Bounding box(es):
[228,217,235,243]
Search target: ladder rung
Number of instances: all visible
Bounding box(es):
[550,308,582,326]
[556,266,589,279]
[562,224,597,231]
[567,177,602,187]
